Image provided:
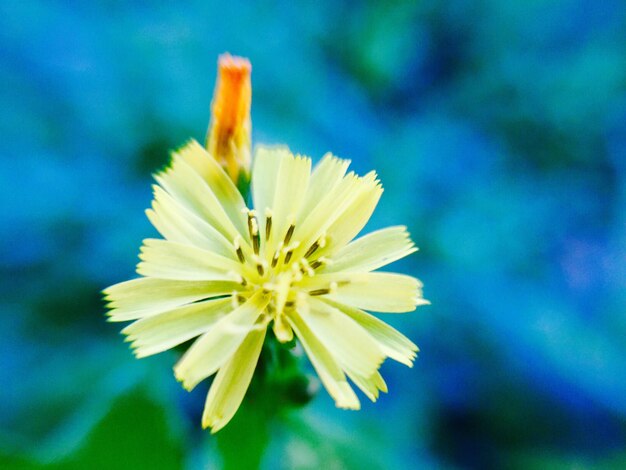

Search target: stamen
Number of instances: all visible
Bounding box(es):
[300,258,314,276]
[271,241,284,268]
[304,241,319,259]
[265,208,273,240]
[285,301,295,308]
[251,255,267,277]
[309,259,322,270]
[246,211,254,238]
[247,210,257,228]
[236,246,245,263]
[244,210,261,255]
[318,233,327,249]
[284,223,296,245]
[283,241,300,265]
[233,236,245,263]
[309,288,330,296]
[310,256,330,270]
[249,217,260,254]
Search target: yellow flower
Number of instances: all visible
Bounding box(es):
[104,140,428,433]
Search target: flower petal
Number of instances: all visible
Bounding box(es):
[174,140,249,238]
[316,171,382,254]
[251,146,289,227]
[287,309,360,409]
[291,171,365,259]
[148,185,235,258]
[137,239,241,281]
[324,226,417,273]
[265,154,311,255]
[299,272,427,313]
[174,292,270,391]
[202,326,266,433]
[345,370,387,402]
[303,298,384,378]
[155,148,244,243]
[104,278,243,322]
[322,298,419,367]
[123,298,232,358]
[298,153,350,220]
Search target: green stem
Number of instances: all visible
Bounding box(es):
[214,334,315,469]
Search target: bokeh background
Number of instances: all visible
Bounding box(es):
[2,1,626,468]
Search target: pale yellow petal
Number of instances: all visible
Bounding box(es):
[322,298,418,367]
[123,298,232,358]
[251,146,289,229]
[299,272,427,313]
[324,226,417,273]
[173,292,270,391]
[149,185,236,259]
[371,370,388,393]
[297,153,350,224]
[265,154,311,257]
[315,172,382,254]
[104,278,243,322]
[155,154,243,243]
[303,298,384,378]
[137,239,241,281]
[291,171,363,259]
[173,140,248,238]
[345,370,387,402]
[202,327,266,433]
[286,309,360,409]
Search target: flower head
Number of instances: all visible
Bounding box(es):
[104,140,428,432]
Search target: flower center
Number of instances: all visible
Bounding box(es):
[231,207,332,319]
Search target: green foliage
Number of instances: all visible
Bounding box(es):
[1,388,184,470]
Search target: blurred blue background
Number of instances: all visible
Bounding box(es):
[2,1,626,468]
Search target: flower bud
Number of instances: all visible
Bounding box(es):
[206,53,252,185]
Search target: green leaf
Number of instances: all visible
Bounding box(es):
[1,387,185,470]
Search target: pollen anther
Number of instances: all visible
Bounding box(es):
[300,258,314,276]
[264,208,273,240]
[309,259,322,270]
[309,288,330,296]
[304,241,319,258]
[284,224,296,245]
[247,210,261,254]
[233,236,245,263]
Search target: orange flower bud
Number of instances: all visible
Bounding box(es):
[206,53,252,185]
